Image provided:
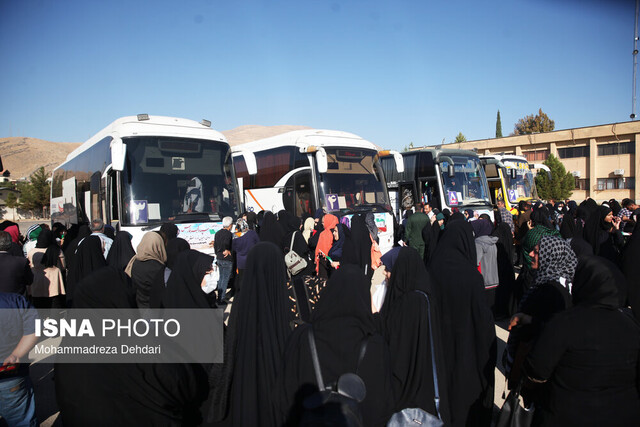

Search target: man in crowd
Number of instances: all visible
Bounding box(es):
[0,231,33,296]
[0,291,39,426]
[90,218,113,259]
[619,198,638,232]
[214,217,234,305]
[497,198,515,234]
[404,202,431,258]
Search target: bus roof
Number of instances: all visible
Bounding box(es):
[399,147,480,159]
[230,129,381,154]
[63,115,227,164]
[479,154,528,163]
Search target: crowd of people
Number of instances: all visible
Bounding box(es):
[0,196,638,426]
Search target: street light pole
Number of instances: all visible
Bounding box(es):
[632,0,639,120]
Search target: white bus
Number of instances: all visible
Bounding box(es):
[381,148,494,220]
[232,129,403,253]
[50,115,240,254]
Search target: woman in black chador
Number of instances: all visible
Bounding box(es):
[208,242,294,426]
[380,246,450,424]
[56,266,206,426]
[428,220,496,427]
[525,256,640,426]
[277,264,394,427]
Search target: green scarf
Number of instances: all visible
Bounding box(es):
[522,225,561,269]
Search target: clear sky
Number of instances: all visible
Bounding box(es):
[0,0,636,152]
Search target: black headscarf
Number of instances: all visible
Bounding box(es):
[428,220,496,427]
[259,211,286,250]
[36,229,55,249]
[531,206,554,229]
[583,205,613,256]
[278,264,393,426]
[471,218,493,237]
[341,214,372,274]
[381,247,430,318]
[106,231,136,271]
[66,235,107,307]
[222,242,293,426]
[421,219,437,265]
[572,256,621,309]
[246,211,258,230]
[64,225,91,269]
[162,249,214,309]
[609,199,622,216]
[165,237,190,270]
[327,223,346,261]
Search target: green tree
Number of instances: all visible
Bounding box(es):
[513,108,555,135]
[496,110,503,138]
[402,142,415,152]
[534,154,574,201]
[5,191,18,221]
[18,167,50,218]
[454,132,466,143]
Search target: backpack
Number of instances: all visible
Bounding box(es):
[299,326,368,427]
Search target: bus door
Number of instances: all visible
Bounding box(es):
[282,168,315,217]
[420,178,441,211]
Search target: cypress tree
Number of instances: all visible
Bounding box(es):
[496,110,503,138]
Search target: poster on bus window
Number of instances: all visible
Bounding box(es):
[447,191,459,206]
[130,200,148,224]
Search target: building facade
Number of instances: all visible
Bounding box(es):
[433,120,639,203]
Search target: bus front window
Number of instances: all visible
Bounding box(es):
[120,136,239,225]
[440,156,491,208]
[316,148,391,214]
[503,168,537,203]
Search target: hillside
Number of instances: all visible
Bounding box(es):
[0,137,81,180]
[0,125,311,180]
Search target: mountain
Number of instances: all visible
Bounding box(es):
[0,125,311,180]
[0,137,81,180]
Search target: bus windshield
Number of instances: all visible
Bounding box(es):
[439,156,491,207]
[317,148,391,214]
[503,166,537,203]
[120,136,239,226]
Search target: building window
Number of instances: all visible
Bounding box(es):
[523,150,549,162]
[597,142,635,156]
[558,146,590,159]
[597,177,635,190]
[574,178,587,190]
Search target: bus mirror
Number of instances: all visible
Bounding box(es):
[111,137,126,171]
[510,169,517,179]
[390,150,404,173]
[316,147,328,173]
[448,164,455,178]
[242,152,258,175]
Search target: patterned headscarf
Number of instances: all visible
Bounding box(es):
[522,225,561,269]
[534,235,578,290]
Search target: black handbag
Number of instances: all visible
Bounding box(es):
[495,382,534,427]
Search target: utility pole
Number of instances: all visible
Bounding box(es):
[632,0,639,119]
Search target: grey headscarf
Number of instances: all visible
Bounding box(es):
[365,212,379,243]
[534,235,578,291]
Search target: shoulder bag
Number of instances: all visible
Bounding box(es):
[285,231,308,276]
